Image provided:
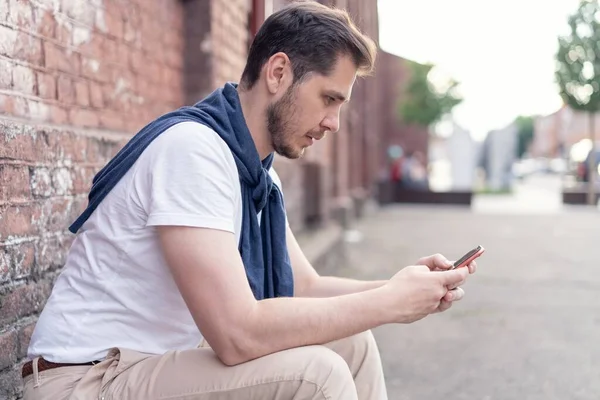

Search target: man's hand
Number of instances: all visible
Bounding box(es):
[383,265,469,324]
[416,253,477,313]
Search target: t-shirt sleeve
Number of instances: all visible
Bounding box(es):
[143,122,238,233]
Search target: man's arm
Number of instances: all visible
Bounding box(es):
[287,226,478,297]
[286,224,387,298]
[158,225,468,366]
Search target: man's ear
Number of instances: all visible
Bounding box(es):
[264,52,292,95]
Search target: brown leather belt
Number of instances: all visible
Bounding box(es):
[22,358,100,379]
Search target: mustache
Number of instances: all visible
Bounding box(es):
[307,130,329,140]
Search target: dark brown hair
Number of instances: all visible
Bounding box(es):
[240,1,377,89]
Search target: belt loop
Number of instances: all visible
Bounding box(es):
[32,357,40,388]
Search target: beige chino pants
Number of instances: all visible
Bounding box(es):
[23,331,388,400]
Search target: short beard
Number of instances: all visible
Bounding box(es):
[266,86,304,159]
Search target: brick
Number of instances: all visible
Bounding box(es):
[12,64,37,95]
[84,136,122,163]
[37,72,57,99]
[77,32,103,59]
[34,7,57,38]
[95,6,107,33]
[74,80,90,107]
[101,37,119,65]
[0,0,8,21]
[69,108,99,128]
[26,99,50,121]
[115,42,129,66]
[0,281,52,325]
[51,168,73,196]
[123,5,141,44]
[57,75,75,104]
[72,166,95,194]
[0,368,22,400]
[72,25,92,47]
[128,48,144,74]
[54,15,73,46]
[0,165,31,202]
[10,96,29,119]
[8,0,34,29]
[0,59,13,89]
[0,251,9,283]
[7,242,36,279]
[81,56,111,83]
[104,9,124,40]
[31,167,53,198]
[36,235,68,272]
[0,204,41,239]
[18,322,36,359]
[50,105,69,125]
[99,109,124,131]
[0,25,18,57]
[44,42,77,74]
[47,130,89,163]
[61,0,95,26]
[89,81,104,108]
[0,330,17,370]
[13,31,43,65]
[0,123,53,163]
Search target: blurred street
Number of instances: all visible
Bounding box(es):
[336,177,600,400]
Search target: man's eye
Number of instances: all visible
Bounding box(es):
[325,96,335,105]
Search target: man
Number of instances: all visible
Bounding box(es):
[23,2,476,399]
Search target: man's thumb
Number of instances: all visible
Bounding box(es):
[440,267,468,285]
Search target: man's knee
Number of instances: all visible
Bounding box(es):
[347,330,378,354]
[338,330,380,361]
[297,346,356,394]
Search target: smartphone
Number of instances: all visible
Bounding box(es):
[451,245,485,269]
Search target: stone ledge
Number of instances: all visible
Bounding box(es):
[294,223,345,274]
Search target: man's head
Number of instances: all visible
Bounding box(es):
[240,1,377,159]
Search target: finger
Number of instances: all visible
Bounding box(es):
[418,253,453,271]
[468,260,477,274]
[437,299,452,313]
[438,267,469,287]
[444,287,464,302]
[446,279,466,290]
[411,264,432,273]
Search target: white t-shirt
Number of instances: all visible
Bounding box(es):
[27,122,285,363]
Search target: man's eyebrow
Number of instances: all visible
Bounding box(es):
[324,90,350,103]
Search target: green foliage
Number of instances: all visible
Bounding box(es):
[514,115,535,158]
[555,0,600,112]
[398,61,463,128]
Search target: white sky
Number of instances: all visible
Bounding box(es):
[378,0,581,140]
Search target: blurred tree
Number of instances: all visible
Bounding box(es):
[398,61,462,129]
[514,115,535,159]
[556,0,600,205]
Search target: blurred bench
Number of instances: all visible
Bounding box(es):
[377,182,473,206]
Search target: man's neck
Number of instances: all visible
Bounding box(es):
[238,87,273,160]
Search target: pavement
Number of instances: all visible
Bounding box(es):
[331,175,600,400]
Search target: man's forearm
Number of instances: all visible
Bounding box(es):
[226,286,393,365]
[299,275,387,297]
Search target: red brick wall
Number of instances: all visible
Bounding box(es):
[0,1,185,397]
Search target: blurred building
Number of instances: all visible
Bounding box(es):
[532,105,600,159]
[480,122,518,190]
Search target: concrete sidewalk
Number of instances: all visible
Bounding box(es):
[334,204,600,400]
